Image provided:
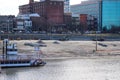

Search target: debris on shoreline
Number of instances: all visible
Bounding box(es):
[0,40,120,58]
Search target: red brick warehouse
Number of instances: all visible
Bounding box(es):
[19,0,64,25]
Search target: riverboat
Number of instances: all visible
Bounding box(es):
[0,39,46,68]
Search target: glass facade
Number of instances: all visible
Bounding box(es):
[102,0,120,29]
[71,2,100,18]
[71,0,120,31]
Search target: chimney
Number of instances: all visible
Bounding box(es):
[29,0,34,4]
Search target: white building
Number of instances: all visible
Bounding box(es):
[15,14,32,31]
[15,13,40,32]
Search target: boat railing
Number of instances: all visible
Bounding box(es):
[0,54,40,61]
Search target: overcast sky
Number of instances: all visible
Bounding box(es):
[0,0,86,16]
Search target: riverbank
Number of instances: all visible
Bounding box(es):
[0,33,120,40]
[0,40,120,59]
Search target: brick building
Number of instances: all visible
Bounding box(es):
[80,14,88,31]
[64,13,72,25]
[80,14,98,32]
[30,16,47,31]
[19,0,64,25]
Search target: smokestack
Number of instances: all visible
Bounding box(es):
[29,0,34,4]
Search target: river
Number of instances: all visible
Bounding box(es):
[0,58,120,80]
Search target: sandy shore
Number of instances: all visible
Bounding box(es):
[0,40,120,59]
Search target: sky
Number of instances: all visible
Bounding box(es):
[0,0,86,16]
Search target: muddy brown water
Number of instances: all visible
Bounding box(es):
[0,58,120,80]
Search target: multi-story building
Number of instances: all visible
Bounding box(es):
[79,14,98,31]
[64,13,72,25]
[102,0,120,30]
[71,0,100,30]
[19,0,64,25]
[71,0,120,31]
[14,14,33,32]
[80,14,88,32]
[40,0,70,13]
[0,15,15,33]
[72,14,80,25]
[64,0,70,13]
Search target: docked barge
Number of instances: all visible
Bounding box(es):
[0,39,46,68]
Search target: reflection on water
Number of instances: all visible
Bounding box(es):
[0,58,120,80]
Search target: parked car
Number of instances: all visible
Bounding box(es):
[59,36,69,41]
[92,38,105,41]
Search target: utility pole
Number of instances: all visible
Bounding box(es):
[95,31,98,51]
[2,41,4,59]
[7,19,10,39]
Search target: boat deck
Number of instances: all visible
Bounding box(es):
[0,54,40,61]
[0,54,44,68]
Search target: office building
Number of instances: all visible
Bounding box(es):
[71,0,120,31]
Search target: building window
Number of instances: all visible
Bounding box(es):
[50,2,52,5]
[54,2,56,5]
[60,2,62,5]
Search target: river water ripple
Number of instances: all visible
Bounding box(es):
[0,58,120,80]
